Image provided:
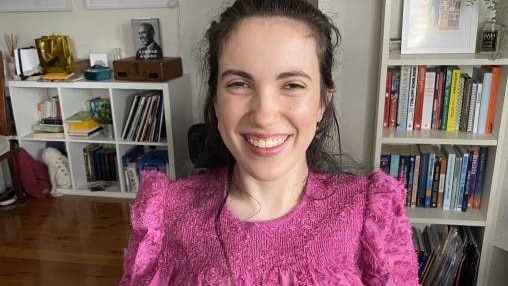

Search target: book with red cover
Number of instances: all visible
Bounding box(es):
[414,65,427,131]
[485,65,500,133]
[383,69,393,128]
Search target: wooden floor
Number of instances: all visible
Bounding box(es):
[0,195,132,286]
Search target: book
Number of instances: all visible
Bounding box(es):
[380,145,391,174]
[32,122,63,133]
[472,81,483,133]
[121,94,141,140]
[473,147,488,209]
[477,67,492,134]
[397,66,411,131]
[132,18,163,60]
[389,68,400,128]
[422,67,436,130]
[442,145,456,211]
[459,75,473,132]
[466,81,478,133]
[439,66,453,130]
[384,69,393,128]
[454,75,465,132]
[41,72,75,81]
[432,67,445,130]
[455,146,470,211]
[466,146,480,210]
[32,132,64,139]
[68,125,102,137]
[485,66,500,133]
[446,67,461,131]
[406,65,419,130]
[410,145,421,207]
[414,66,427,131]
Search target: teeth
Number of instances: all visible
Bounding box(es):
[247,136,287,148]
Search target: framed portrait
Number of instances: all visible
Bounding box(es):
[0,0,71,11]
[401,0,479,54]
[132,18,163,60]
[85,0,169,9]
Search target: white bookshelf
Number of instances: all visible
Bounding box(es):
[8,76,193,199]
[375,1,508,285]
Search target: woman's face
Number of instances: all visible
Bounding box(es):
[215,16,324,181]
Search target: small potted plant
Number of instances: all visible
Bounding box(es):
[95,101,113,138]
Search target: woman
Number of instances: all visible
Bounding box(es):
[121,0,418,285]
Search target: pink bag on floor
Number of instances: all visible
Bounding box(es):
[16,148,51,199]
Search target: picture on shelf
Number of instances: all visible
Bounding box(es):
[131,18,163,60]
[401,0,479,54]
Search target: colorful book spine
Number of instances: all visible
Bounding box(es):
[477,69,492,134]
[410,145,421,207]
[383,69,393,128]
[485,66,500,133]
[442,145,456,211]
[473,147,488,209]
[414,66,427,131]
[407,65,418,130]
[440,66,453,130]
[422,68,436,130]
[446,67,461,131]
[432,68,445,130]
[389,68,400,128]
[454,75,465,132]
[397,66,411,131]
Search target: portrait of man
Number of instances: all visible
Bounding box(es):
[132,19,163,60]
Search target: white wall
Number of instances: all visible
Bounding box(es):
[0,0,381,168]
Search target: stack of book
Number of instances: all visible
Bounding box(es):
[31,117,64,139]
[65,111,102,138]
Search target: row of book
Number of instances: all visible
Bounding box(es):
[121,146,170,193]
[121,91,165,142]
[413,225,479,286]
[380,145,488,212]
[83,143,117,182]
[384,65,500,134]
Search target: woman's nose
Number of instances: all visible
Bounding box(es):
[249,88,279,126]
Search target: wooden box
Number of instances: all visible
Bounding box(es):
[113,57,182,82]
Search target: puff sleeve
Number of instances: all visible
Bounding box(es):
[359,171,419,286]
[120,171,171,286]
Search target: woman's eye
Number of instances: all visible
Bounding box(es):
[227,81,249,89]
[284,83,305,90]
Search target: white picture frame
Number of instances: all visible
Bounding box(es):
[84,0,169,9]
[0,0,72,11]
[401,0,479,54]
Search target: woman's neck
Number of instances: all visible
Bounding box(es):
[226,164,309,221]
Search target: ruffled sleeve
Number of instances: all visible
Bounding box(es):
[120,171,172,286]
[360,171,419,286]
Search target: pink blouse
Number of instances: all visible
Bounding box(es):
[121,168,419,285]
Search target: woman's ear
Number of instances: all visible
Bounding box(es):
[318,88,334,121]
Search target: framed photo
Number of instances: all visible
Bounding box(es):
[132,18,163,60]
[85,0,169,9]
[401,0,479,54]
[0,0,71,11]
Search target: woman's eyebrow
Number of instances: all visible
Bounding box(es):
[220,69,253,80]
[277,70,311,80]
